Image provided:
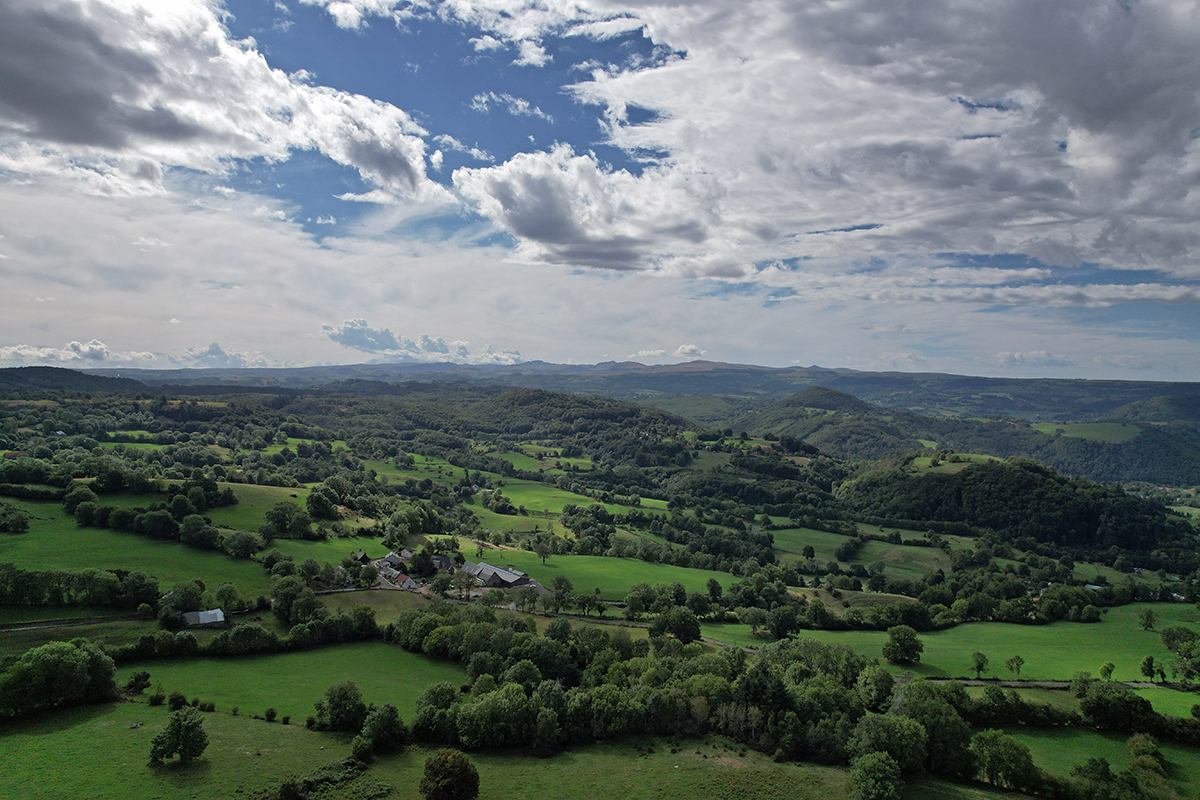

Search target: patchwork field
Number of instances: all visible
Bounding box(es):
[204,483,313,532]
[0,500,274,596]
[1009,727,1200,796]
[1030,422,1142,443]
[123,640,466,723]
[0,700,347,800]
[490,551,737,601]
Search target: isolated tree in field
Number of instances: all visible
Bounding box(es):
[1140,608,1156,631]
[550,574,573,613]
[534,540,550,565]
[1100,661,1115,682]
[420,749,479,800]
[149,706,208,764]
[802,545,816,560]
[1141,656,1156,682]
[971,652,989,679]
[883,625,923,664]
[314,680,368,732]
[1005,655,1025,679]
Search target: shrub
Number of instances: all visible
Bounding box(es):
[167,691,188,711]
[265,707,278,722]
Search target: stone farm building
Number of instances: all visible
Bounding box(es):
[460,562,532,589]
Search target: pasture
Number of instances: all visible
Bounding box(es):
[493,551,737,601]
[367,738,1023,800]
[319,588,429,623]
[792,603,1195,683]
[0,700,345,800]
[123,640,466,722]
[1009,727,1200,796]
[772,526,855,563]
[0,704,1023,800]
[0,500,274,596]
[204,483,312,532]
[1030,422,1142,443]
[270,535,388,565]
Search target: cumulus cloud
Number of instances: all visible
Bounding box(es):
[628,348,666,359]
[997,350,1077,368]
[0,0,449,204]
[454,144,719,271]
[182,341,273,369]
[0,339,156,367]
[672,344,706,359]
[321,319,524,365]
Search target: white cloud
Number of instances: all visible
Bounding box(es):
[997,350,1077,368]
[628,348,665,359]
[469,35,504,52]
[0,339,156,367]
[470,92,554,122]
[321,319,525,364]
[182,341,273,369]
[0,0,450,205]
[672,344,706,359]
[513,40,550,67]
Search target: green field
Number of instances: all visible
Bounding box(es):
[124,640,466,722]
[739,604,1198,682]
[270,535,389,565]
[0,700,348,800]
[1031,422,1142,443]
[204,483,312,532]
[0,500,274,596]
[850,539,954,581]
[0,702,1022,800]
[367,738,1021,800]
[320,589,430,623]
[260,437,349,456]
[772,527,855,563]
[1009,727,1200,795]
[494,551,737,602]
[1170,505,1200,519]
[0,605,130,624]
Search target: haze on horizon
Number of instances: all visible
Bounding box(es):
[1,0,1198,382]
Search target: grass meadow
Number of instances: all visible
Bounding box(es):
[491,551,737,601]
[123,641,466,723]
[1030,422,1143,443]
[204,483,312,532]
[0,703,1027,800]
[706,603,1198,689]
[0,700,346,800]
[1008,727,1200,795]
[0,500,275,596]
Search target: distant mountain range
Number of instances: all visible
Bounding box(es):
[80,359,1200,421]
[7,361,1200,486]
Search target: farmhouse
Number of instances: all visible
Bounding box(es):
[431,555,454,572]
[182,608,225,628]
[460,561,531,589]
[382,552,403,569]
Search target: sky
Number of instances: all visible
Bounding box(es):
[1,0,1199,380]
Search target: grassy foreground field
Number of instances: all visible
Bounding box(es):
[0,703,1025,800]
[0,701,346,800]
[122,641,466,722]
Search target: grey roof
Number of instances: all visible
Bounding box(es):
[462,561,528,586]
[183,608,225,626]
